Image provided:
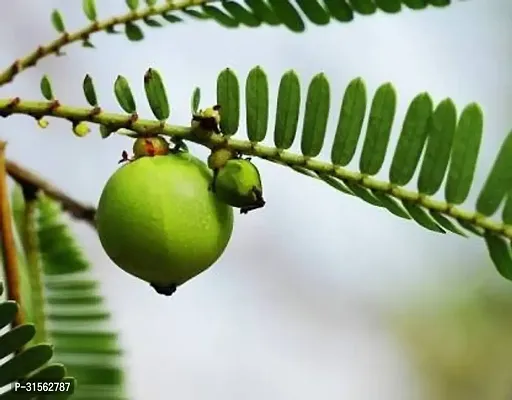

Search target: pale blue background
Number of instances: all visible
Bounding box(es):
[1,1,511,399]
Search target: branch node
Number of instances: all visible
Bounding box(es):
[127,112,139,127]
[88,106,102,118]
[10,60,22,74]
[46,100,61,113]
[0,97,20,118]
[8,97,20,108]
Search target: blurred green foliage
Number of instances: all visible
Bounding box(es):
[395,278,512,400]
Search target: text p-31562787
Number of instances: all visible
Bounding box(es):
[13,380,72,394]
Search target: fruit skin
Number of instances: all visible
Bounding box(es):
[213,158,265,214]
[96,152,234,291]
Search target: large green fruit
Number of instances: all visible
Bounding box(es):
[96,152,234,294]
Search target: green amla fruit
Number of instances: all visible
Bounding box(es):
[212,158,266,214]
[96,152,234,296]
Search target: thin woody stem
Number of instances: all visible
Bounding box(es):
[0,0,214,86]
[6,160,96,228]
[0,141,24,327]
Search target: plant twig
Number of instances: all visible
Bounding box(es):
[0,141,24,327]
[6,159,96,228]
[0,0,214,87]
[0,97,510,241]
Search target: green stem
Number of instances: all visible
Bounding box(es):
[0,0,214,87]
[0,97,509,241]
[22,191,47,345]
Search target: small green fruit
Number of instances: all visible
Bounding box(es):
[72,121,90,137]
[213,158,265,214]
[96,152,234,295]
[207,147,237,170]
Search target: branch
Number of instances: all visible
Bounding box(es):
[0,97,509,242]
[0,0,214,87]
[5,159,96,229]
[0,141,24,327]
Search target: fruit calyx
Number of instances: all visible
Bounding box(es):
[150,282,177,296]
[191,104,222,138]
[118,136,170,164]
